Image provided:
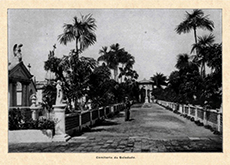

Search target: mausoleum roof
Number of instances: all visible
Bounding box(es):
[138,78,154,84]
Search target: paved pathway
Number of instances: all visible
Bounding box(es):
[9,103,222,152]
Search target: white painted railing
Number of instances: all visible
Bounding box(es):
[157,100,222,133]
[52,103,125,140]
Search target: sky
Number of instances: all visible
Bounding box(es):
[8,9,222,81]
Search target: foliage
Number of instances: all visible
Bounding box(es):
[175,9,214,44]
[9,109,55,131]
[37,118,55,130]
[151,72,167,89]
[98,43,135,82]
[44,15,140,110]
[191,34,215,77]
[159,9,222,109]
[9,108,23,130]
[58,14,97,57]
[41,82,56,113]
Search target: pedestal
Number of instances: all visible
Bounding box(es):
[203,109,208,126]
[52,104,71,142]
[31,107,40,120]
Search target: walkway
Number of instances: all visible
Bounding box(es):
[9,103,222,152]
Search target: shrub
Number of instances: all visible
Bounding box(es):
[9,108,23,130]
[9,110,55,132]
[20,119,38,129]
[38,118,55,130]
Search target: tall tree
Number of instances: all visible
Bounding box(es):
[175,9,214,47]
[118,53,135,82]
[44,49,97,109]
[98,43,131,82]
[191,34,215,77]
[58,14,97,59]
[206,43,222,74]
[175,53,191,71]
[109,43,125,81]
[151,73,167,89]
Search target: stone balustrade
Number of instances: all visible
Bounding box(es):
[51,103,124,141]
[157,100,222,134]
[9,106,43,121]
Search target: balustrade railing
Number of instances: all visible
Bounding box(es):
[157,100,222,133]
[64,103,124,136]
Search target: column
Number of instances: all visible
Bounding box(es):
[194,106,198,121]
[203,108,208,126]
[148,90,151,103]
[9,83,13,106]
[90,110,93,126]
[30,95,38,120]
[145,87,148,103]
[217,111,222,133]
[79,112,82,131]
[11,82,17,106]
[52,104,70,142]
[21,83,28,106]
[188,105,191,117]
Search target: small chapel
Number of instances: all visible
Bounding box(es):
[8,44,36,107]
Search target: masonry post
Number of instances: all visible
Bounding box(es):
[203,108,208,126]
[52,104,70,142]
[217,105,222,133]
[30,94,39,120]
[194,106,198,121]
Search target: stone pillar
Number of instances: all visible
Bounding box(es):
[21,83,28,106]
[203,108,208,126]
[111,106,114,114]
[188,105,191,117]
[90,110,93,126]
[179,104,182,114]
[79,112,82,131]
[21,84,25,106]
[217,111,222,133]
[11,82,17,106]
[145,88,148,103]
[9,83,13,106]
[194,106,198,121]
[30,95,39,120]
[52,104,70,142]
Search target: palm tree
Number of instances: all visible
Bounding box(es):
[175,53,191,70]
[175,9,214,46]
[118,53,135,82]
[191,34,215,77]
[151,73,167,89]
[206,43,222,74]
[98,43,126,81]
[110,43,125,81]
[175,53,199,75]
[58,14,97,59]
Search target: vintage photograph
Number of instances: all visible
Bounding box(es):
[8,9,222,152]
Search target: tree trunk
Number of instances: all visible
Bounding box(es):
[193,26,198,46]
[203,60,206,78]
[120,63,125,83]
[193,26,198,58]
[75,38,79,60]
[114,66,118,82]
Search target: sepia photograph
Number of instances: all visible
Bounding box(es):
[8,9,222,153]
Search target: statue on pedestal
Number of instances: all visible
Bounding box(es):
[13,44,23,62]
[9,44,23,68]
[56,80,63,105]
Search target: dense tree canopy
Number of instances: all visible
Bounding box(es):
[153,9,221,109]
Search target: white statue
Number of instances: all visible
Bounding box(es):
[56,80,63,105]
[13,44,23,62]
